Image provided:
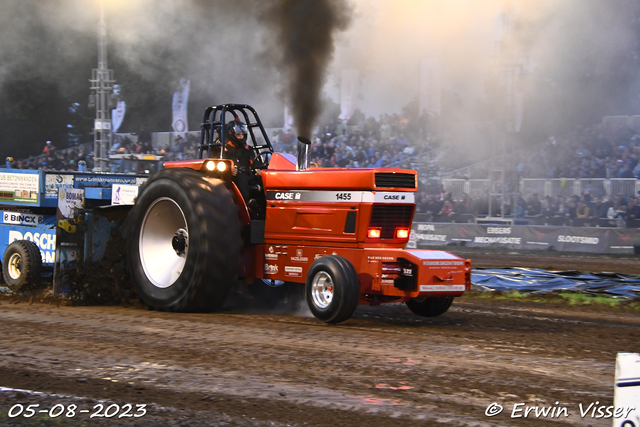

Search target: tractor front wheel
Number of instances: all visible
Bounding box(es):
[305,255,359,324]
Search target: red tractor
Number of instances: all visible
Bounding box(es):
[127,104,470,323]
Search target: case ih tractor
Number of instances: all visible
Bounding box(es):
[127,104,470,323]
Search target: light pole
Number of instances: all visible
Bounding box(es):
[89,0,115,172]
[489,0,524,219]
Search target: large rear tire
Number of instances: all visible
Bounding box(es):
[406,296,453,317]
[127,168,242,312]
[305,255,359,324]
[2,240,42,292]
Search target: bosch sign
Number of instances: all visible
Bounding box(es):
[8,230,55,263]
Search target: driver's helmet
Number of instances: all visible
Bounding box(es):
[227,119,248,145]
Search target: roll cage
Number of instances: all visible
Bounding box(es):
[198,104,274,169]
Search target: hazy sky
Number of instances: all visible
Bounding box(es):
[332,0,640,123]
[1,0,639,142]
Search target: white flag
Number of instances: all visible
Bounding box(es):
[111,100,126,133]
[172,79,190,136]
[338,69,359,122]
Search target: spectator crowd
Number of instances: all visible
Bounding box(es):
[9,111,435,174]
[9,142,89,172]
[7,109,640,229]
[270,113,430,170]
[415,189,640,228]
[450,120,640,181]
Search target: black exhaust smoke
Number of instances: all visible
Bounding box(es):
[260,0,352,139]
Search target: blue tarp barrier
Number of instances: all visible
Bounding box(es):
[472,268,640,298]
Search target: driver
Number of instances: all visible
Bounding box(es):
[223,119,263,215]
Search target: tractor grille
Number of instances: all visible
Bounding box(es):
[375,172,416,189]
[369,205,414,239]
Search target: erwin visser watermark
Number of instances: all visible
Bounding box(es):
[484,402,636,419]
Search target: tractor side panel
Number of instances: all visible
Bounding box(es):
[255,244,468,301]
[263,193,414,247]
[265,200,359,244]
[263,169,375,190]
[262,167,417,191]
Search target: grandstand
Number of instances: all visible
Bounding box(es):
[9,111,640,229]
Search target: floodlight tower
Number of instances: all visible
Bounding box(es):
[89,0,115,172]
[489,0,525,218]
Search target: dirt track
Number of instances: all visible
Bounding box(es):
[1,252,639,426]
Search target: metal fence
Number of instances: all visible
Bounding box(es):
[441,177,639,200]
[578,179,608,200]
[441,179,490,201]
[549,179,578,199]
[442,179,467,200]
[520,179,548,199]
[610,179,639,199]
[469,179,490,199]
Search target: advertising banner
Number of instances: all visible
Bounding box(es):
[111,100,126,133]
[53,188,85,293]
[412,222,640,254]
[0,170,40,205]
[2,211,44,226]
[2,226,56,266]
[468,224,525,248]
[522,226,560,251]
[45,173,74,200]
[554,227,608,253]
[111,184,139,205]
[607,228,637,253]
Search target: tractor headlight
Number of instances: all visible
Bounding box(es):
[396,228,409,239]
[202,159,231,175]
[367,228,382,239]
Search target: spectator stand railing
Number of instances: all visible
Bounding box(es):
[438,134,553,180]
[442,179,466,200]
[442,179,490,201]
[610,178,640,199]
[519,179,549,199]
[386,148,436,167]
[578,179,608,200]
[549,178,578,199]
[442,177,640,200]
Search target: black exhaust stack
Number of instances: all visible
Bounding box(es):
[296,136,311,171]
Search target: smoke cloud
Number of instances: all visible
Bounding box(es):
[0,0,639,162]
[259,0,352,138]
[333,1,640,129]
[320,0,640,163]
